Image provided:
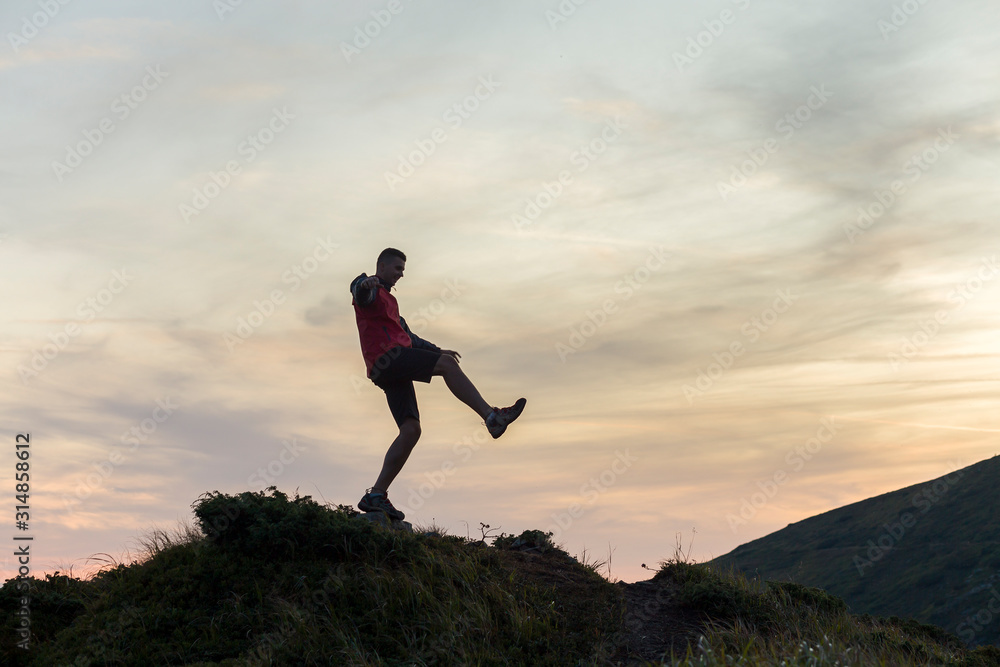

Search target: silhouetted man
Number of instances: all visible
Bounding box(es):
[351,247,526,520]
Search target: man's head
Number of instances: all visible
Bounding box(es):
[375,247,406,287]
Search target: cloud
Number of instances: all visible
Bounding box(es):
[0,17,174,70]
[305,294,340,326]
[0,43,131,70]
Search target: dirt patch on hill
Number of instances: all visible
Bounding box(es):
[490,546,707,664]
[611,577,707,664]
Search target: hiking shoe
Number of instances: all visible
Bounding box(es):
[358,489,405,521]
[486,398,527,439]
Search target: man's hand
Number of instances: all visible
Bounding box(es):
[441,349,461,362]
[361,276,379,290]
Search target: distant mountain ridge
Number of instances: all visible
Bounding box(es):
[714,454,1000,646]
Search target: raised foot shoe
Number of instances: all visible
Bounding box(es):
[486,397,527,439]
[358,488,405,521]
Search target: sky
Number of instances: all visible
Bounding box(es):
[1,0,998,586]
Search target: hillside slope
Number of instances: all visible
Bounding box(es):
[714,454,1000,647]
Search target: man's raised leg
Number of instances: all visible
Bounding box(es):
[432,354,491,419]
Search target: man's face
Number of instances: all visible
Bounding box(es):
[377,258,405,287]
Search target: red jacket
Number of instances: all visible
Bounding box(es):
[350,274,440,376]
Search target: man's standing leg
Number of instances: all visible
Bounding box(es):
[372,417,420,492]
[359,377,421,520]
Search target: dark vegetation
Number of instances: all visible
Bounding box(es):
[1,486,998,665]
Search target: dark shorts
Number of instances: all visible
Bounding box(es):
[369,346,442,427]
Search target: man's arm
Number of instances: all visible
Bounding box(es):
[399,316,441,352]
[350,273,378,306]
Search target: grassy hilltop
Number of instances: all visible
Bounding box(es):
[2,488,999,665]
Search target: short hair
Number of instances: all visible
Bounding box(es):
[377,247,406,265]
